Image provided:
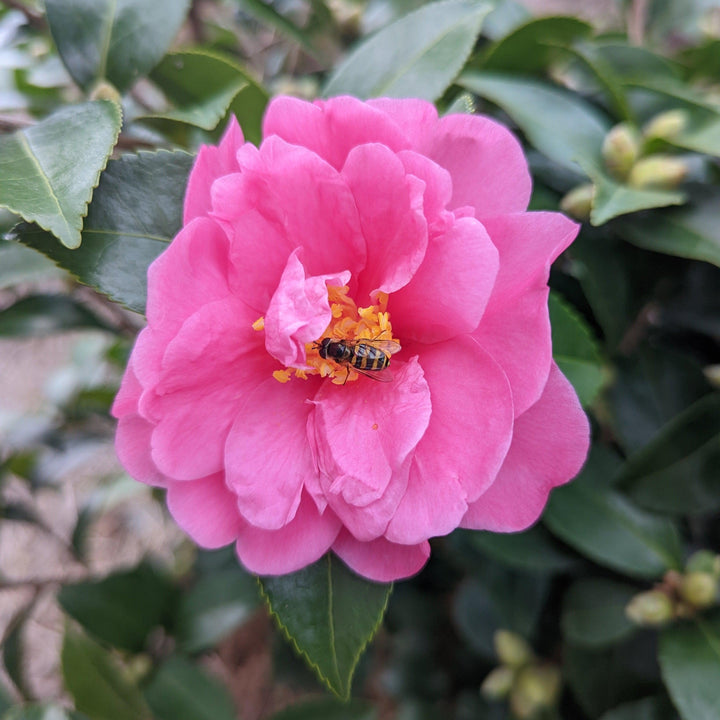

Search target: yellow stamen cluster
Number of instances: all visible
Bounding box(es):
[254,285,399,385]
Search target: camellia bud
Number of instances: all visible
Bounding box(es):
[602,123,641,180]
[679,571,719,609]
[686,550,720,575]
[89,80,122,105]
[480,666,515,700]
[704,365,720,389]
[643,109,689,142]
[627,155,689,190]
[626,589,675,626]
[509,665,562,719]
[494,630,534,668]
[560,183,595,221]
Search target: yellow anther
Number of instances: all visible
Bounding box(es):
[252,316,265,331]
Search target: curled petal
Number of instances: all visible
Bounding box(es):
[461,363,590,532]
[115,414,167,488]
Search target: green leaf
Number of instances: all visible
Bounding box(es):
[58,562,177,653]
[0,679,11,715]
[0,100,121,249]
[0,241,57,289]
[544,446,683,579]
[61,625,151,720]
[616,393,720,516]
[324,0,492,101]
[578,157,686,226]
[0,295,112,337]
[142,656,236,720]
[599,696,677,720]
[148,50,268,146]
[268,698,377,720]
[46,0,191,92]
[3,603,35,699]
[14,150,193,314]
[258,555,392,700]
[1,706,91,720]
[659,613,720,720]
[459,524,578,574]
[479,15,592,73]
[176,568,259,653]
[561,578,637,648]
[459,71,610,171]
[549,292,605,407]
[618,187,720,268]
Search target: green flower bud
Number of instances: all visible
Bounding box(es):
[509,665,562,719]
[643,110,688,142]
[628,155,689,190]
[626,589,675,626]
[602,123,641,180]
[494,630,534,668]
[90,80,122,105]
[703,365,720,390]
[480,666,515,700]
[560,183,595,221]
[686,550,720,575]
[679,571,718,609]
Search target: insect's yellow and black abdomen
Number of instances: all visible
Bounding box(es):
[352,343,390,371]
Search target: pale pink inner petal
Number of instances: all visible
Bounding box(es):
[390,216,499,345]
[166,473,244,548]
[225,376,322,530]
[264,249,351,368]
[236,492,342,575]
[461,363,590,532]
[332,529,430,582]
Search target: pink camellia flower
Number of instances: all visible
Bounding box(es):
[112,96,590,582]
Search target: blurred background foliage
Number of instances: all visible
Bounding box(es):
[0,0,719,718]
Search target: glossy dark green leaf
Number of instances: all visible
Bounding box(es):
[1,706,91,720]
[259,555,392,699]
[659,613,720,720]
[0,241,57,289]
[460,524,578,574]
[599,696,677,720]
[561,578,638,648]
[617,393,720,515]
[589,41,681,84]
[176,568,259,653]
[57,562,177,652]
[618,187,720,268]
[268,698,376,720]
[0,295,112,337]
[549,292,605,407]
[480,16,592,73]
[0,679,11,715]
[46,0,191,92]
[0,101,121,249]
[3,603,35,699]
[680,38,720,80]
[460,71,610,171]
[148,50,268,146]
[544,447,683,579]
[14,150,193,314]
[142,656,236,720]
[324,0,492,100]
[61,625,150,720]
[578,157,686,226]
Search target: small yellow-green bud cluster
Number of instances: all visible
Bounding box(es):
[481,630,561,719]
[625,552,720,627]
[560,110,690,221]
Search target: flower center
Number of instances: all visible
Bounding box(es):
[254,285,400,385]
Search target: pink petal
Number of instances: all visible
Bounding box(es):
[263,95,409,171]
[311,358,432,541]
[474,286,551,417]
[225,375,322,530]
[385,337,514,544]
[390,216,499,344]
[332,530,430,582]
[149,298,272,480]
[112,360,142,418]
[264,249,350,368]
[367,98,439,149]
[236,492,342,575]
[397,150,453,232]
[115,414,167,488]
[483,212,579,301]
[419,113,532,216]
[166,473,244,548]
[342,143,428,299]
[461,363,590,532]
[184,116,244,224]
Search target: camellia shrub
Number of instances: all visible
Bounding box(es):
[0,1,719,719]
